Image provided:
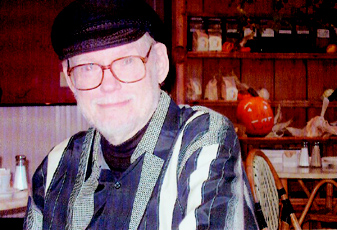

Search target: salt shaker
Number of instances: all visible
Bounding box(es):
[14,155,28,190]
[310,142,322,168]
[299,142,309,167]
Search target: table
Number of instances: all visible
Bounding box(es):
[239,136,337,160]
[275,164,337,179]
[0,189,28,217]
[274,164,337,210]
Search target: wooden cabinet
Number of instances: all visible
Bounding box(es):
[172,0,337,128]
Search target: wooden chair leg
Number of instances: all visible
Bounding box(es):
[299,179,337,226]
[297,179,319,210]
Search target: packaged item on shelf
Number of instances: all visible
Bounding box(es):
[259,18,276,52]
[221,76,238,101]
[189,17,208,51]
[186,77,202,101]
[193,31,209,51]
[294,19,314,53]
[275,19,295,53]
[330,28,337,52]
[243,23,258,52]
[225,18,240,45]
[316,24,331,53]
[204,76,218,100]
[208,18,222,51]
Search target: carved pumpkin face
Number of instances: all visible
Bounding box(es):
[237,96,274,136]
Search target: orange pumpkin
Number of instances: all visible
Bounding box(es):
[237,96,274,136]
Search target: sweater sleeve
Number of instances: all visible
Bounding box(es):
[174,111,258,230]
[23,155,47,230]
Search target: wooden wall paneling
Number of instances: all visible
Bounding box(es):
[0,0,168,104]
[307,60,325,101]
[274,59,307,128]
[282,107,307,128]
[173,0,186,104]
[307,59,337,123]
[243,0,273,17]
[186,58,203,100]
[186,0,203,14]
[203,0,238,16]
[241,59,274,100]
[307,60,337,100]
[326,144,334,157]
[307,106,337,123]
[275,59,307,100]
[276,0,307,17]
[309,107,337,124]
[202,0,273,16]
[0,0,76,104]
[307,107,321,121]
[218,58,241,79]
[325,107,337,123]
[145,0,165,22]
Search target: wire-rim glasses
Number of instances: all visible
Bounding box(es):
[67,44,153,91]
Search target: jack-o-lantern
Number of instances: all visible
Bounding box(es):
[237,96,274,136]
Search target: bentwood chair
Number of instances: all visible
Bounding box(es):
[245,149,301,230]
[298,179,337,229]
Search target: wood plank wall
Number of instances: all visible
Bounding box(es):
[0,0,168,104]
[187,57,337,127]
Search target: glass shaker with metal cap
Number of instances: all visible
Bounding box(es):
[14,155,28,190]
[299,142,309,167]
[310,142,322,168]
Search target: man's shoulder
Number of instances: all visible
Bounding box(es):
[45,130,88,191]
[179,104,232,127]
[177,104,235,145]
[50,130,88,154]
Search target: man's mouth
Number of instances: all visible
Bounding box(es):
[97,99,131,108]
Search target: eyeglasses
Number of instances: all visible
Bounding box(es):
[67,44,153,90]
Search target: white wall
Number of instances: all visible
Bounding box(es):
[0,106,89,183]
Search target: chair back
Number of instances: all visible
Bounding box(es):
[245,149,301,230]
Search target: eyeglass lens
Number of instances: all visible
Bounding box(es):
[71,56,146,90]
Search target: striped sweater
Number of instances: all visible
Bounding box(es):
[24,91,258,230]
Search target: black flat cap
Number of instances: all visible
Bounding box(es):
[51,0,166,60]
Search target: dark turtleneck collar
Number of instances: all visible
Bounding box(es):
[101,122,149,179]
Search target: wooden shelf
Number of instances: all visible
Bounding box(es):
[239,136,337,145]
[188,100,337,108]
[187,52,337,60]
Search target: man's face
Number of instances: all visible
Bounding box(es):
[63,36,168,145]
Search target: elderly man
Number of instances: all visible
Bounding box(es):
[24,0,258,229]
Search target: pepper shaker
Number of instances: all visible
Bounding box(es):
[310,142,322,168]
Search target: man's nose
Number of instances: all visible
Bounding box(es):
[99,68,122,92]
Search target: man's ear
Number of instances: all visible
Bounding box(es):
[61,60,76,93]
[153,43,169,84]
